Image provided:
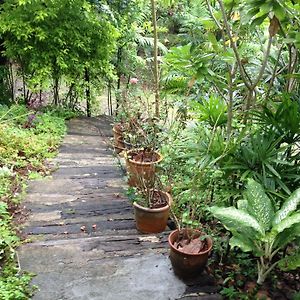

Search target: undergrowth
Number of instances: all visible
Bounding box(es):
[0,104,73,299]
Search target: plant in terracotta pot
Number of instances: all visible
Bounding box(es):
[128,185,172,234]
[125,118,164,187]
[168,210,213,279]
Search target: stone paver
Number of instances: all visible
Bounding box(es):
[18,117,220,300]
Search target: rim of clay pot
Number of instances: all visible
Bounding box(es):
[126,149,163,166]
[113,123,126,133]
[168,229,213,256]
[133,190,172,212]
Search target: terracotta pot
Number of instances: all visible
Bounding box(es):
[168,229,213,279]
[126,149,163,187]
[133,191,172,233]
[112,123,124,140]
[113,124,125,154]
[114,136,125,154]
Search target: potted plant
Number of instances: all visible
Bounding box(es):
[129,187,172,234]
[125,118,164,187]
[167,210,213,279]
[126,148,163,187]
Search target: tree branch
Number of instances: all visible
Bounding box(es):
[252,35,273,88]
[217,0,252,90]
[265,45,283,101]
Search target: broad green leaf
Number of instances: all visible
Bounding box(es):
[273,3,286,21]
[209,206,265,236]
[272,213,300,235]
[251,14,268,27]
[237,199,249,212]
[230,235,263,256]
[273,188,300,225]
[244,179,274,231]
[278,252,300,271]
[273,223,300,249]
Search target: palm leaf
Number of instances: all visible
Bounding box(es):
[273,187,300,225]
[244,179,274,231]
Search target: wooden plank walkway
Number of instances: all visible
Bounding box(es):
[18,117,220,300]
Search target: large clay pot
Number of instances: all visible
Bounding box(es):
[168,229,213,279]
[126,149,163,187]
[133,191,172,233]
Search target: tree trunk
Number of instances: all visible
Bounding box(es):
[53,77,59,106]
[85,68,91,117]
[151,0,160,117]
[116,47,123,111]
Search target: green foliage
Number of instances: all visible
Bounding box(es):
[0,200,35,299]
[209,179,300,284]
[192,94,227,127]
[0,104,66,297]
[252,97,300,144]
[162,44,214,95]
[0,0,117,101]
[0,105,66,169]
[278,251,300,271]
[0,66,11,105]
[226,131,299,197]
[0,268,34,300]
[244,179,274,230]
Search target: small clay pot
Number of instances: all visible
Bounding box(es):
[168,229,213,279]
[112,123,124,140]
[114,136,125,154]
[112,124,126,154]
[126,149,163,187]
[133,191,172,233]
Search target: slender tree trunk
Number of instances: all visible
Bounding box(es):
[21,67,27,104]
[8,62,14,102]
[108,82,113,116]
[227,66,234,138]
[53,77,59,106]
[85,68,91,117]
[151,0,160,117]
[116,47,123,111]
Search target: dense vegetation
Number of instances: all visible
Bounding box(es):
[0,0,299,299]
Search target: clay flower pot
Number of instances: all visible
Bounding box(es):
[168,229,213,279]
[114,136,125,154]
[112,123,125,154]
[133,190,172,233]
[125,149,163,187]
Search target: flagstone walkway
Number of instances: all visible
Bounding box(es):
[18,117,220,300]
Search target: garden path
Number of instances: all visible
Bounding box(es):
[18,117,220,300]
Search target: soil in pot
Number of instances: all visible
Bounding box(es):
[168,229,213,279]
[133,190,171,233]
[126,149,162,187]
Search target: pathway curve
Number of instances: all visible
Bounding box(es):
[18,117,220,300]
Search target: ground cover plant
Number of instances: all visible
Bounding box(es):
[0,104,70,299]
